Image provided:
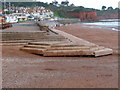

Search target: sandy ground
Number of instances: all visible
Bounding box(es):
[2,23,118,88]
[56,24,118,51]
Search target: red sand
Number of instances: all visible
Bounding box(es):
[56,24,118,52]
[2,24,118,88]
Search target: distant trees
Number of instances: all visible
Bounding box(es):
[102,6,116,11]
[70,3,75,7]
[79,6,84,9]
[115,8,119,10]
[51,0,58,6]
[107,6,113,10]
[102,6,106,10]
[61,0,69,6]
[51,0,70,6]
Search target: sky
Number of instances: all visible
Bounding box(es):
[36,0,119,10]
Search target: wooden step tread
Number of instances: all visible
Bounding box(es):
[25,44,90,50]
[28,41,70,45]
[23,44,105,51]
[24,45,51,49]
[20,47,112,56]
[94,48,113,57]
[43,49,94,56]
[20,47,45,54]
[1,40,32,43]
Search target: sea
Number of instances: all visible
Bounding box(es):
[82,19,119,31]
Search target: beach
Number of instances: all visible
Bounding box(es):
[56,23,118,53]
[2,23,118,88]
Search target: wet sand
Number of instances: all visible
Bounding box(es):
[2,23,118,88]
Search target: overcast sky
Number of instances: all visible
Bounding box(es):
[36,0,119,10]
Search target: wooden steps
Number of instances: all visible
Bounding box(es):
[43,49,94,56]
[19,22,113,57]
[0,40,32,46]
[20,41,113,57]
[2,22,113,57]
[1,31,67,45]
[1,31,46,41]
[94,48,113,57]
[20,47,45,55]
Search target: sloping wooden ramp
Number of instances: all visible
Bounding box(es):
[20,25,113,57]
[20,40,113,57]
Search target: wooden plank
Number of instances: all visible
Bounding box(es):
[24,45,51,49]
[47,46,90,50]
[89,46,105,51]
[20,47,45,55]
[43,49,94,56]
[1,40,32,43]
[51,43,85,47]
[94,48,113,57]
[28,41,69,46]
[25,45,92,50]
